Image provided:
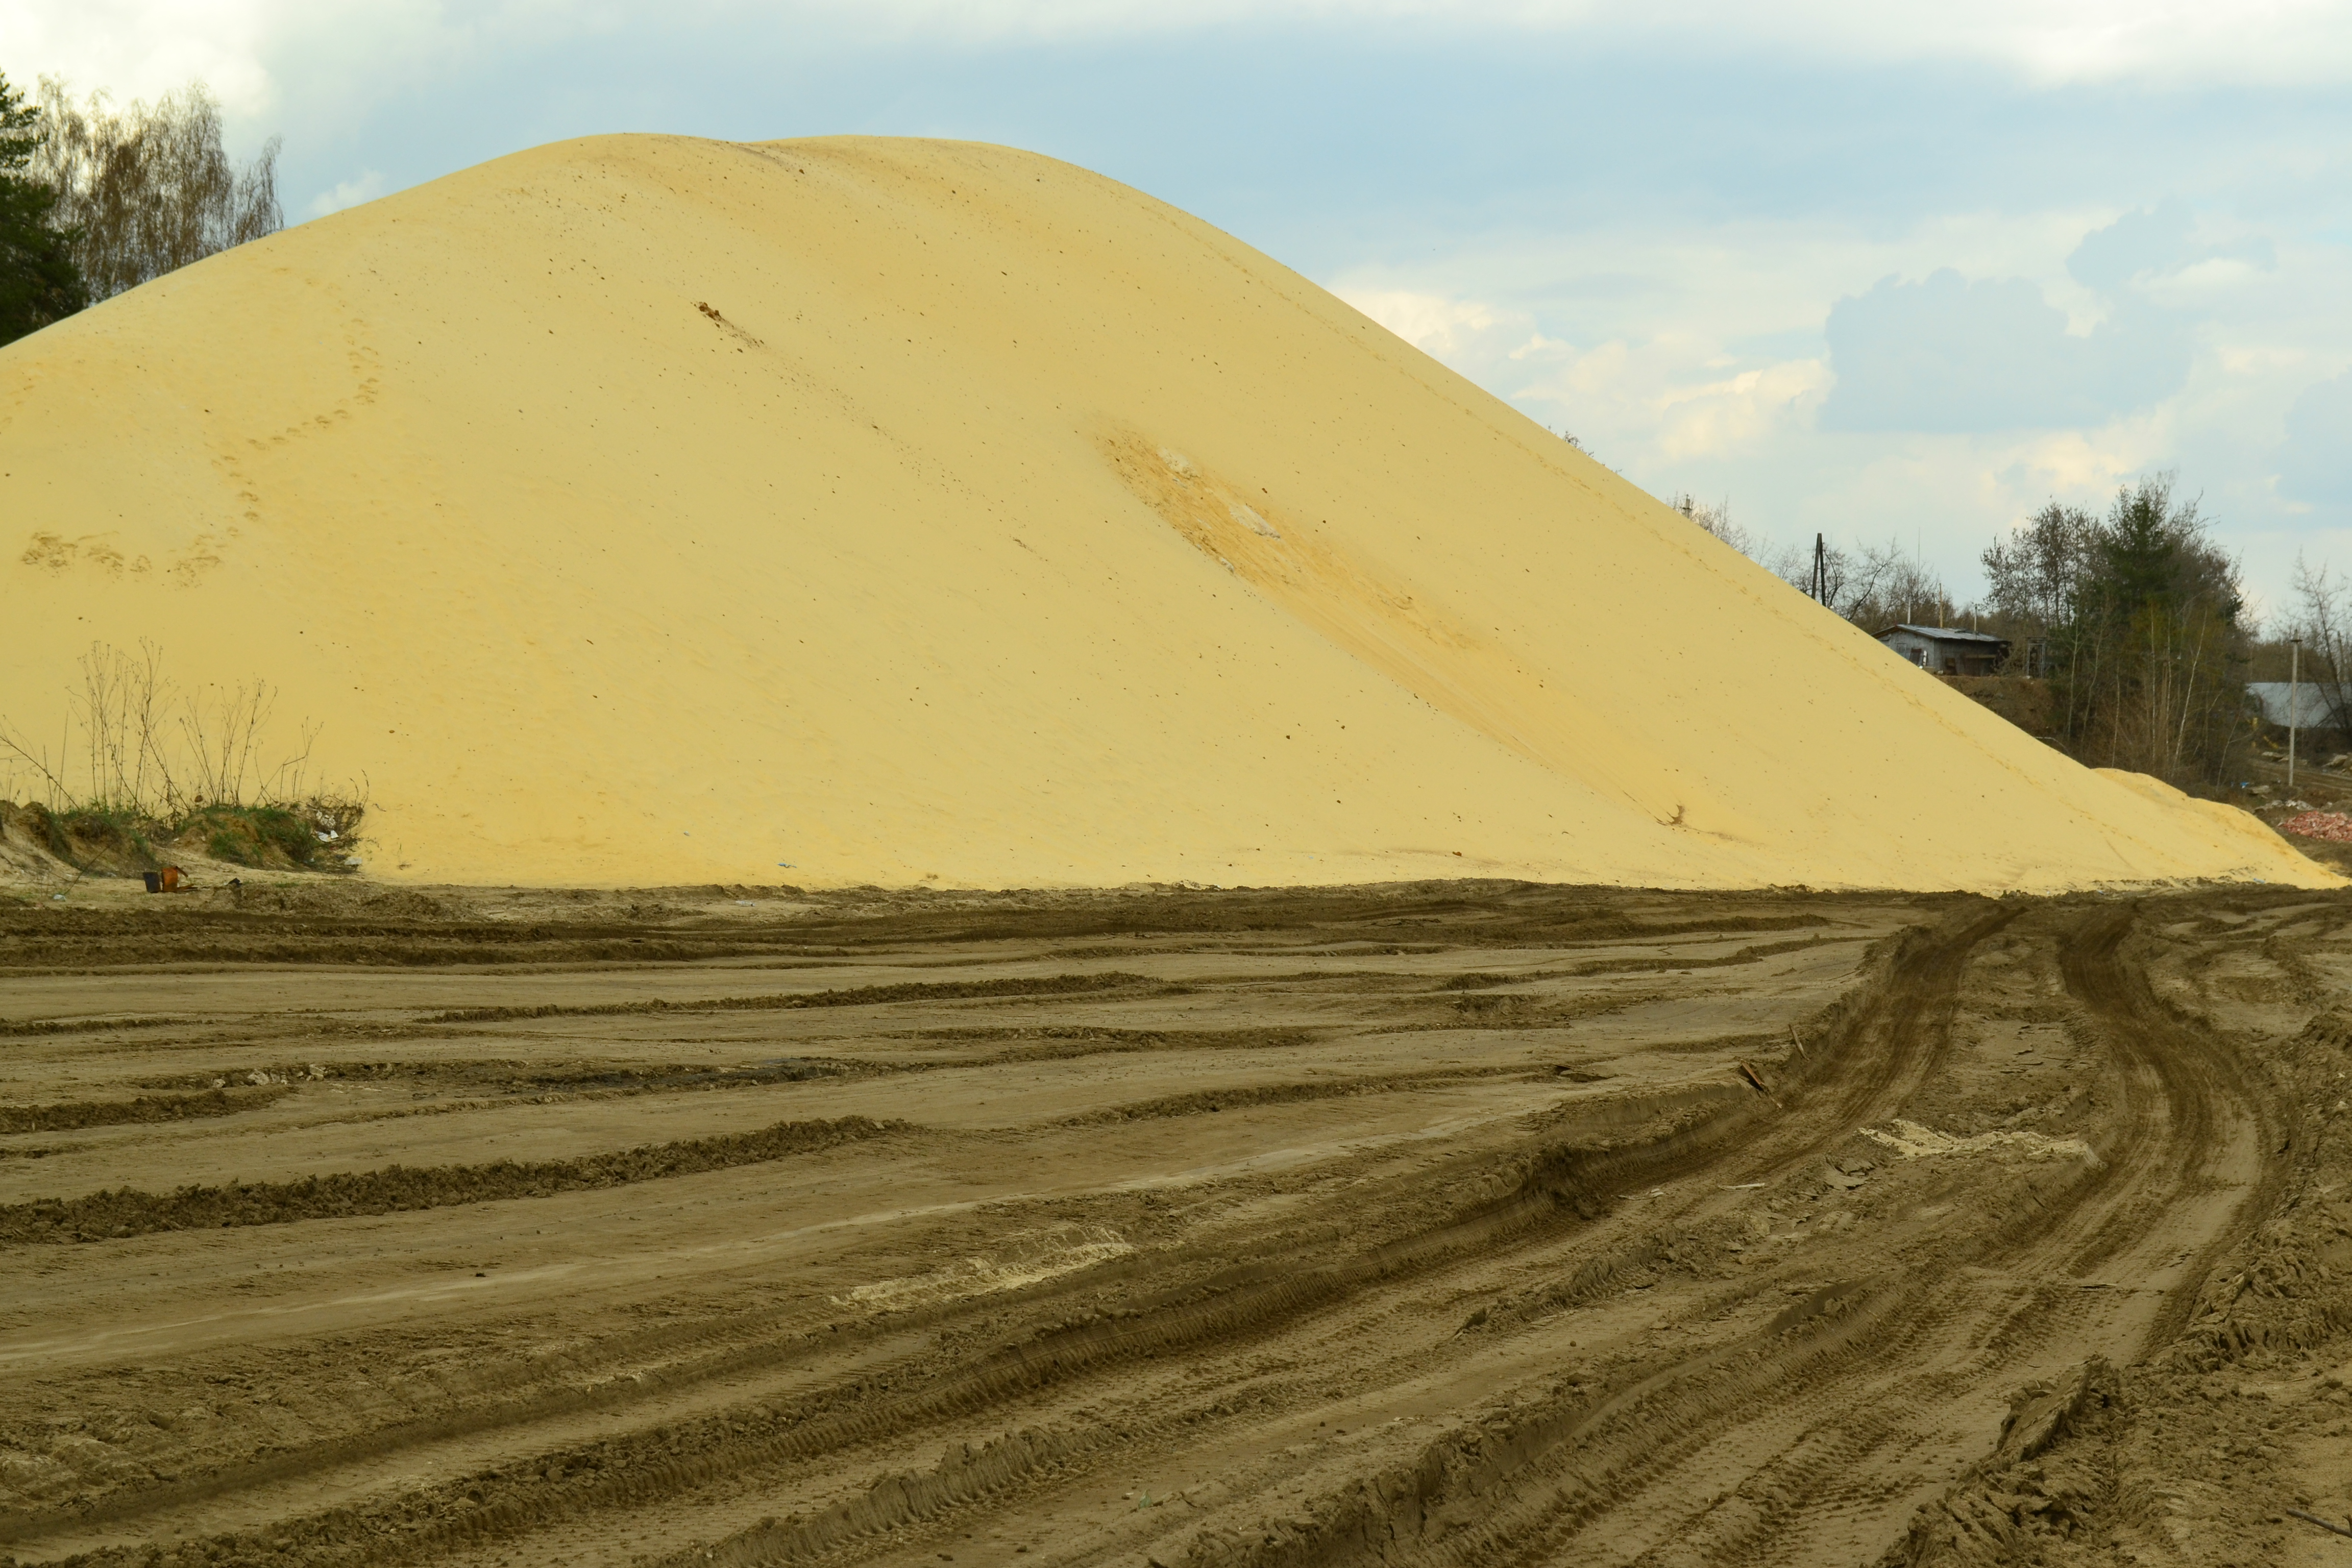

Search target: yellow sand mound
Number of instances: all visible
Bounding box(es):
[0,135,2326,890]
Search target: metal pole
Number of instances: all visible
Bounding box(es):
[2290,638,2300,795]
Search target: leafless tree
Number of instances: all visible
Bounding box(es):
[2276,554,2352,734]
[1672,493,1756,557]
[32,77,280,302]
[1,642,328,817]
[1669,491,1956,630]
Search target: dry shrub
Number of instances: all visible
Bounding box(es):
[0,641,364,875]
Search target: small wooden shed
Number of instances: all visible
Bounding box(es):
[1876,624,2010,676]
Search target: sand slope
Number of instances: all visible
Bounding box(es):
[0,134,2321,889]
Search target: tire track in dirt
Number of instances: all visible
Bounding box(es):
[458,907,2010,1568]
[1517,900,2277,1567]
[0,890,1937,1568]
[2052,901,2283,1351]
[1110,898,2279,1568]
[0,1066,1534,1254]
[0,915,1940,1564]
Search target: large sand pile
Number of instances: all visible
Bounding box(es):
[0,135,2322,890]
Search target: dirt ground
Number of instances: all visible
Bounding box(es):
[3,875,2351,1568]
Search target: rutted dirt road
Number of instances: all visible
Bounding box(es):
[3,879,2350,1568]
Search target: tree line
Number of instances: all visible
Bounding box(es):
[0,70,281,347]
[1681,477,2270,790]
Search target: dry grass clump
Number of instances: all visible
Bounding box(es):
[0,641,365,876]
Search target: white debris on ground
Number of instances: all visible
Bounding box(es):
[1863,1118,2101,1168]
[840,1225,1136,1311]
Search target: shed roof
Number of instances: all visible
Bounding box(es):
[1876,624,2009,646]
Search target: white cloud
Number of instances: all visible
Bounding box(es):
[2279,371,2352,504]
[1320,187,2352,606]
[1995,423,2169,498]
[1821,271,2194,433]
[7,0,2351,139]
[753,0,2352,85]
[1332,287,1517,358]
[307,169,386,217]
[0,0,281,112]
[1653,361,1833,459]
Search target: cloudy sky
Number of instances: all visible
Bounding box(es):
[8,1,2350,615]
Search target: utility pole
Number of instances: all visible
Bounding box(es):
[1810,533,1827,604]
[2290,637,2301,795]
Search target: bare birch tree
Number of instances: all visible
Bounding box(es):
[31,77,280,302]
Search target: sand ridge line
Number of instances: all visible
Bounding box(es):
[0,1115,909,1245]
[417,970,1164,1025]
[0,1083,293,1136]
[1043,1064,1550,1127]
[0,1014,207,1038]
[0,1090,1599,1374]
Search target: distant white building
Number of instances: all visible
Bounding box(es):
[2247,681,2345,729]
[1875,624,2011,677]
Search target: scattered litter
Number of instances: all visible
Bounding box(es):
[1863,1118,2100,1167]
[1722,1182,1766,1190]
[2281,811,2352,843]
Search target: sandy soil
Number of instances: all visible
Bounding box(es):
[3,877,2349,1568]
[1,134,2321,892]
